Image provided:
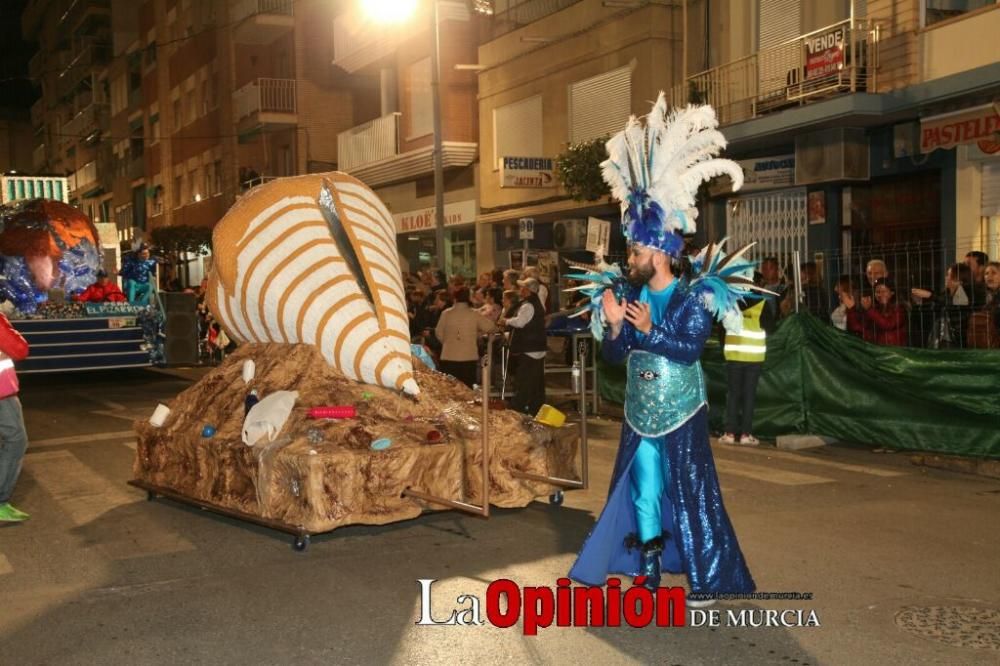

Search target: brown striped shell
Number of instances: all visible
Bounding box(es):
[206,172,419,396]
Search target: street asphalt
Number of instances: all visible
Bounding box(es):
[1,367,998,665]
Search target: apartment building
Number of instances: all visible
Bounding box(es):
[476,0,683,271]
[135,0,358,249]
[25,0,484,280]
[674,0,1000,272]
[23,0,113,226]
[331,0,482,277]
[23,0,365,278]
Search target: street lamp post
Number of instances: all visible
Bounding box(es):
[429,0,446,276]
[361,0,447,275]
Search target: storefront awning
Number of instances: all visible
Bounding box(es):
[920,103,1000,153]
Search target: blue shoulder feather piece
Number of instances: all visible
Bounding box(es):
[688,240,776,332]
[562,259,627,342]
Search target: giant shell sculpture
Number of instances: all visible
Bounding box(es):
[206,173,419,396]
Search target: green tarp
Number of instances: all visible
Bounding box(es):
[597,314,1000,458]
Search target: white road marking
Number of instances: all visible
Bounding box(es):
[715,443,906,477]
[714,458,835,486]
[26,450,194,558]
[28,430,135,449]
[90,409,146,423]
[29,450,140,524]
[91,398,128,412]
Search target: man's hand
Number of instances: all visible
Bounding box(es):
[602,290,627,339]
[602,290,626,326]
[624,301,653,334]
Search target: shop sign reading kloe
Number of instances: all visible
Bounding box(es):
[500,157,557,188]
[393,200,477,234]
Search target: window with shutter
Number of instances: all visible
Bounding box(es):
[757,0,801,97]
[982,162,1000,218]
[568,65,632,145]
[408,58,432,139]
[492,95,542,170]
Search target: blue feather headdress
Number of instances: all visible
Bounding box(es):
[601,93,744,257]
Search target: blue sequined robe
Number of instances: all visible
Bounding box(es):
[569,282,755,593]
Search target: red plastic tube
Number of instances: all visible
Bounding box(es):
[306,406,357,419]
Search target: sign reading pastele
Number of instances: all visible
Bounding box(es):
[804,25,846,80]
[392,200,477,234]
[501,157,557,188]
[921,104,1000,153]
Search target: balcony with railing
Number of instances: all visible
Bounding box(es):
[233,78,297,126]
[30,99,45,129]
[336,112,477,187]
[72,160,99,195]
[33,144,46,172]
[670,18,880,126]
[57,41,112,98]
[28,51,44,79]
[487,0,582,40]
[63,102,109,139]
[59,0,110,32]
[232,0,294,44]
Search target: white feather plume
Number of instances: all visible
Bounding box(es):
[601,94,743,241]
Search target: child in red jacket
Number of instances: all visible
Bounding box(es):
[0,312,30,522]
[73,270,127,303]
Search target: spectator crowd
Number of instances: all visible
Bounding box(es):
[753,251,1000,350]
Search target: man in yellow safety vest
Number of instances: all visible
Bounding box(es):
[719,299,772,446]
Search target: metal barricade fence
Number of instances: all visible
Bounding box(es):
[584,242,994,351]
[781,240,993,350]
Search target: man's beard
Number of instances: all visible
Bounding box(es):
[627,260,655,287]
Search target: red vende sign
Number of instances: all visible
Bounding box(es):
[921,104,1000,153]
[804,26,846,79]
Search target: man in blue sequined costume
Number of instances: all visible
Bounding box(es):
[120,245,158,306]
[569,244,755,596]
[567,95,757,598]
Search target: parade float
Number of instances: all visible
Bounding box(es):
[131,173,585,549]
[0,193,154,373]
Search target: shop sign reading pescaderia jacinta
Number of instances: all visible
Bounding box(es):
[500,157,557,188]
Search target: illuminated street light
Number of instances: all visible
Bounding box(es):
[359,0,446,275]
[360,0,418,24]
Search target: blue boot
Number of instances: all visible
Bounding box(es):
[638,536,664,590]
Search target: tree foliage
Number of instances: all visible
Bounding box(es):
[151,225,213,256]
[555,136,611,202]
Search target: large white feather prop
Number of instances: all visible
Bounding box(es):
[600,92,744,249]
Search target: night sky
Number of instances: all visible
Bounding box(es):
[0,0,38,112]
